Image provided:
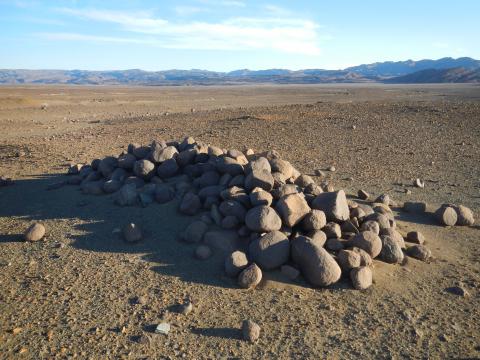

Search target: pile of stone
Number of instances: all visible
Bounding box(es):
[66,137,475,290]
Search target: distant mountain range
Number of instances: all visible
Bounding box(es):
[1,57,479,85]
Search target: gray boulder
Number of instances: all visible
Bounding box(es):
[350,231,382,258]
[245,206,282,233]
[311,190,349,222]
[275,193,311,227]
[301,210,327,231]
[380,235,404,264]
[291,235,341,287]
[249,231,289,270]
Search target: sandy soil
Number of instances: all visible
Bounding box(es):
[0,84,479,359]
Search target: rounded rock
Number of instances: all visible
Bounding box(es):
[350,231,382,258]
[291,236,341,287]
[350,266,372,290]
[301,210,327,231]
[195,245,212,260]
[406,231,425,244]
[323,222,341,239]
[123,223,142,243]
[454,205,474,226]
[311,190,350,222]
[407,244,432,262]
[249,231,289,270]
[245,206,282,233]
[275,193,311,227]
[24,223,45,242]
[133,159,155,180]
[238,263,262,289]
[242,320,260,343]
[183,221,209,243]
[225,251,248,277]
[379,235,404,264]
[337,249,361,272]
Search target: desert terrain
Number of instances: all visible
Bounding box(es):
[0,83,479,359]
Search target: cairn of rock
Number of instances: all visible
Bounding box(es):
[66,137,475,290]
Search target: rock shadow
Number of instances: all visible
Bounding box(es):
[191,326,242,340]
[0,173,233,288]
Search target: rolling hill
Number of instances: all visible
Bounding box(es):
[1,57,479,85]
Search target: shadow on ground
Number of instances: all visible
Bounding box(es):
[0,174,371,294]
[0,174,237,289]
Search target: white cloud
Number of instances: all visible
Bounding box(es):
[196,0,246,7]
[174,5,206,16]
[54,7,323,55]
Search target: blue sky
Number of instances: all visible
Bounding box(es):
[1,0,479,71]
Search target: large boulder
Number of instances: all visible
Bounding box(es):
[290,236,341,287]
[245,206,282,233]
[275,193,311,227]
[249,231,289,270]
[349,231,382,258]
[311,190,349,222]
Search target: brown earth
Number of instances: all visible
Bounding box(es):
[0,84,479,359]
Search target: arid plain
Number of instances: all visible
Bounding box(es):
[0,84,479,359]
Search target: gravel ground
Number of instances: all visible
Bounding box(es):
[0,84,479,359]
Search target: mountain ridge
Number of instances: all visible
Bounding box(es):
[1,57,479,85]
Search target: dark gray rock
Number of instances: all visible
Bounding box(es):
[179,192,201,215]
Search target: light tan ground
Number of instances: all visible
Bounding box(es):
[0,84,479,359]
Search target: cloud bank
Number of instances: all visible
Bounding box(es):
[46,7,322,55]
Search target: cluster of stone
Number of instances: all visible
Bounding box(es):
[66,137,471,290]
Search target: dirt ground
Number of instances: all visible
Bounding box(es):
[0,84,479,359]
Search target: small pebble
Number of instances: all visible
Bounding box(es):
[155,323,170,335]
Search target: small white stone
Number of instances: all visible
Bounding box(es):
[155,323,170,335]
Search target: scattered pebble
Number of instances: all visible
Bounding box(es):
[155,323,170,335]
[242,320,260,342]
[123,223,142,242]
